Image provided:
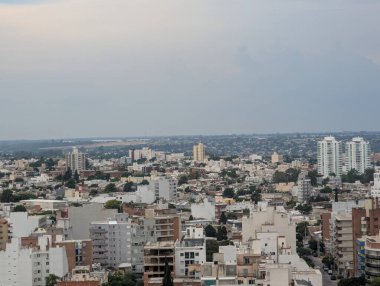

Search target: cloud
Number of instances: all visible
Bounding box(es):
[0,0,379,139]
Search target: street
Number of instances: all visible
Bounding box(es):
[310,256,338,286]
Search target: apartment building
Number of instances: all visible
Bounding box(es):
[331,212,353,276]
[242,206,297,255]
[143,209,181,243]
[364,235,380,282]
[0,236,69,286]
[0,218,9,250]
[89,213,132,268]
[317,136,343,177]
[346,137,371,174]
[144,241,175,286]
[370,172,380,198]
[149,176,177,201]
[193,143,205,162]
[174,226,206,278]
[352,198,380,275]
[55,239,93,272]
[66,147,86,172]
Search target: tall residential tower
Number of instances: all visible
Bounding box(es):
[193,143,205,162]
[65,147,86,172]
[346,137,371,174]
[317,136,343,177]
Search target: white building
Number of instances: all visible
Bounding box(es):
[65,147,86,172]
[149,176,177,201]
[174,226,206,278]
[370,172,380,198]
[8,212,47,238]
[191,198,216,220]
[0,236,69,286]
[89,213,132,268]
[317,136,343,177]
[242,206,297,255]
[346,137,371,174]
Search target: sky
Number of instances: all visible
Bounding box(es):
[1,0,380,140]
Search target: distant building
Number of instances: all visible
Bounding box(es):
[271,152,283,164]
[297,178,312,203]
[66,147,86,172]
[149,176,177,201]
[317,136,343,177]
[193,143,205,162]
[346,137,371,174]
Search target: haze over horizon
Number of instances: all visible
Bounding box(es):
[1,0,380,140]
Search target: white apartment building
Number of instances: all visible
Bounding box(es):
[191,198,216,220]
[346,137,371,174]
[0,236,69,286]
[65,147,86,172]
[174,226,206,278]
[242,206,297,255]
[7,212,47,238]
[89,213,132,268]
[193,143,205,162]
[317,136,343,177]
[370,172,380,198]
[149,176,177,201]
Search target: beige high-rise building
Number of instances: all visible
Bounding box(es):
[271,152,283,164]
[0,219,9,251]
[65,147,86,172]
[193,143,205,162]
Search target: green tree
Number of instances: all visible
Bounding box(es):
[205,224,217,237]
[103,271,140,286]
[0,189,13,203]
[206,239,219,262]
[140,179,150,185]
[338,276,365,286]
[65,179,76,188]
[123,182,134,192]
[45,274,60,286]
[307,170,318,186]
[63,167,72,181]
[104,200,122,210]
[216,226,228,241]
[178,175,188,186]
[219,212,227,224]
[73,170,80,183]
[162,259,173,286]
[189,215,194,221]
[223,188,235,198]
[295,204,312,215]
[13,205,27,212]
[370,278,380,286]
[104,183,117,193]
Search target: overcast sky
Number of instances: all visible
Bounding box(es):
[1,0,380,140]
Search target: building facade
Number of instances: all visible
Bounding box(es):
[346,137,371,174]
[89,213,132,268]
[66,147,86,172]
[317,136,343,177]
[193,143,205,162]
